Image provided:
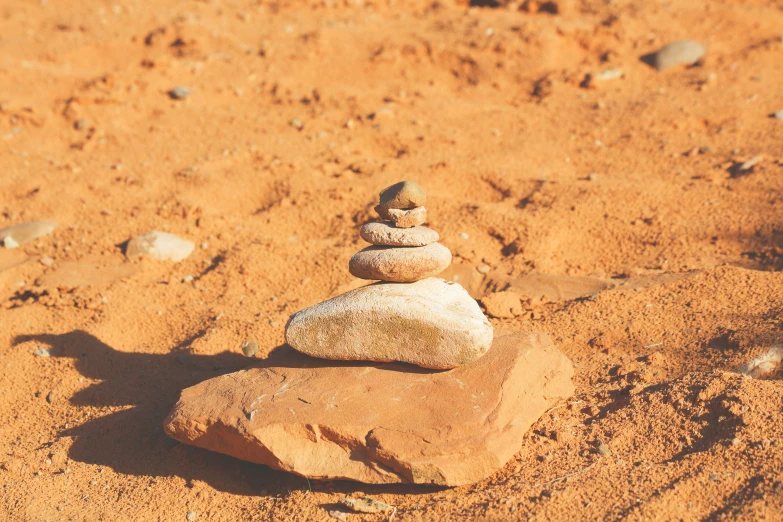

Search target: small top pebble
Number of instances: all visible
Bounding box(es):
[378,180,426,211]
[773,110,783,121]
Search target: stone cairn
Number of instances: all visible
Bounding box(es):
[285,180,494,370]
[165,181,575,487]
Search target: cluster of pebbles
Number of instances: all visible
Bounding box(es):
[285,181,493,370]
[350,181,451,283]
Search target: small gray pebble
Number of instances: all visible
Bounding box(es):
[773,110,783,121]
[33,347,51,357]
[46,390,55,403]
[649,40,705,71]
[169,86,191,100]
[186,511,196,521]
[242,340,259,357]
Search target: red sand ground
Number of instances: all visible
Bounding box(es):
[1,0,782,520]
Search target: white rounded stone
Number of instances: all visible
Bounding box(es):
[285,277,494,369]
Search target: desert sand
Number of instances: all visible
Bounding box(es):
[1,0,782,520]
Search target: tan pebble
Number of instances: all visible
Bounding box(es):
[377,180,426,211]
[126,231,194,262]
[649,40,705,71]
[387,206,427,228]
[360,222,438,247]
[349,243,451,282]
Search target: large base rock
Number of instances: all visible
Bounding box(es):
[164,331,574,486]
[285,278,492,369]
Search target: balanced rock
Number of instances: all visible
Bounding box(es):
[164,330,575,486]
[126,231,194,262]
[374,205,427,228]
[388,206,427,228]
[649,40,705,71]
[0,221,57,248]
[377,180,426,212]
[360,222,438,247]
[349,243,451,282]
[286,278,492,369]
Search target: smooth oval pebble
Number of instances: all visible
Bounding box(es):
[0,221,57,248]
[360,222,438,247]
[387,206,426,228]
[349,243,451,282]
[285,277,494,369]
[126,231,194,262]
[377,180,426,211]
[650,40,705,71]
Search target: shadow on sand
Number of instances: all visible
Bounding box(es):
[12,330,443,497]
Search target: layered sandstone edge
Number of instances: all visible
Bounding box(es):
[163,331,574,486]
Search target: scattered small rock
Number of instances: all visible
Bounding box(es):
[646,40,705,71]
[709,472,718,481]
[328,511,347,522]
[182,275,194,283]
[126,231,195,262]
[732,155,764,176]
[477,264,491,274]
[268,320,279,328]
[339,497,395,514]
[290,118,304,130]
[186,511,197,521]
[583,68,624,88]
[33,347,51,357]
[46,390,55,404]
[0,221,57,248]
[773,110,783,121]
[595,439,612,456]
[73,119,89,130]
[241,340,259,357]
[738,346,782,378]
[169,86,191,100]
[459,232,470,240]
[371,106,395,120]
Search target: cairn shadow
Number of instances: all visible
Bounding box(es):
[12,330,440,496]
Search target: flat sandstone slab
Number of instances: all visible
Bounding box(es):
[164,331,574,486]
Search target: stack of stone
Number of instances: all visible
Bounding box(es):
[284,180,494,370]
[164,181,576,488]
[349,181,451,283]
